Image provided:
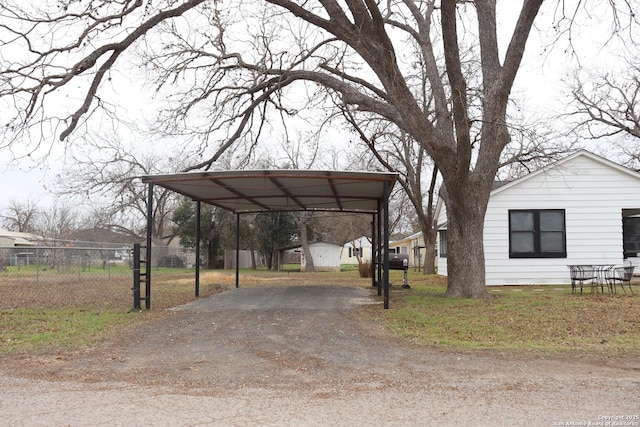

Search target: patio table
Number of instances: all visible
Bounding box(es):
[592,264,615,293]
[567,264,614,294]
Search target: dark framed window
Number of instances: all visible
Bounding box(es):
[438,230,447,258]
[509,209,566,258]
[623,217,640,258]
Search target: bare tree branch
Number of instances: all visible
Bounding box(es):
[567,60,640,141]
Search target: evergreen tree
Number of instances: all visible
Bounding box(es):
[254,212,298,270]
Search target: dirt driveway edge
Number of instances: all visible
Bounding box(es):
[1,286,639,426]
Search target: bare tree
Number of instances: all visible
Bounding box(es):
[567,55,640,164]
[1,1,635,297]
[53,135,182,242]
[32,203,79,244]
[498,118,581,180]
[569,69,639,139]
[344,114,439,274]
[0,199,39,232]
[274,140,321,272]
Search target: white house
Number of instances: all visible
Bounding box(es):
[341,233,432,268]
[389,231,426,268]
[435,150,640,286]
[301,241,342,272]
[339,236,373,265]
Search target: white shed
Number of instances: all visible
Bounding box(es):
[435,150,640,285]
[302,241,342,272]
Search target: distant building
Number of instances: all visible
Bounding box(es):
[301,241,342,272]
[0,228,38,247]
[340,236,373,265]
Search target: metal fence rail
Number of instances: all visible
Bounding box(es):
[0,245,197,310]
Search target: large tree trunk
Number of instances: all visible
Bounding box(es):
[207,241,216,269]
[441,180,492,298]
[250,242,256,270]
[422,228,437,275]
[445,212,488,298]
[266,251,273,270]
[299,214,315,272]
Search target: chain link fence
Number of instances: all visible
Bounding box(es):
[0,244,201,310]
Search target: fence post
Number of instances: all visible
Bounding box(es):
[36,246,40,286]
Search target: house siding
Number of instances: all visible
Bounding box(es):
[339,237,372,265]
[437,152,640,285]
[435,203,448,277]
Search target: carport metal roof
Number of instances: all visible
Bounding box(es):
[141,169,398,213]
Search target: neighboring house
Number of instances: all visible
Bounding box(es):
[340,236,373,265]
[435,150,640,286]
[301,241,342,272]
[69,227,138,245]
[390,231,426,268]
[0,229,39,267]
[342,233,432,268]
[0,228,38,247]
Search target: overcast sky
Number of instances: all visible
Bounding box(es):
[0,156,55,213]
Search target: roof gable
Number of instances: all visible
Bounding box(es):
[490,150,640,196]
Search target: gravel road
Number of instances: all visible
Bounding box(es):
[1,285,639,426]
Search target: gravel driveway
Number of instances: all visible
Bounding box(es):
[1,285,639,426]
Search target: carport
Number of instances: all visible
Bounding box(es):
[136,169,398,309]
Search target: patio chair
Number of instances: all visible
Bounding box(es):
[568,265,596,294]
[605,265,635,294]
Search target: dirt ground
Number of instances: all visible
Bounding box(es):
[1,285,639,426]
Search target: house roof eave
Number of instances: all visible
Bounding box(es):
[490,149,640,197]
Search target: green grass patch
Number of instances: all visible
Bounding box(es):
[0,308,134,354]
[382,279,640,357]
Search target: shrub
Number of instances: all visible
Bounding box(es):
[358,261,372,278]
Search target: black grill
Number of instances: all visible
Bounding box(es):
[389,254,409,270]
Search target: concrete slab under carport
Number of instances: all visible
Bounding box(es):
[170,285,376,312]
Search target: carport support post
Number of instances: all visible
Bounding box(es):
[235,213,240,288]
[383,180,390,309]
[377,200,382,297]
[195,200,201,297]
[145,183,153,310]
[371,214,376,288]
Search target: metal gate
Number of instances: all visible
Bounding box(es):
[132,243,151,309]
